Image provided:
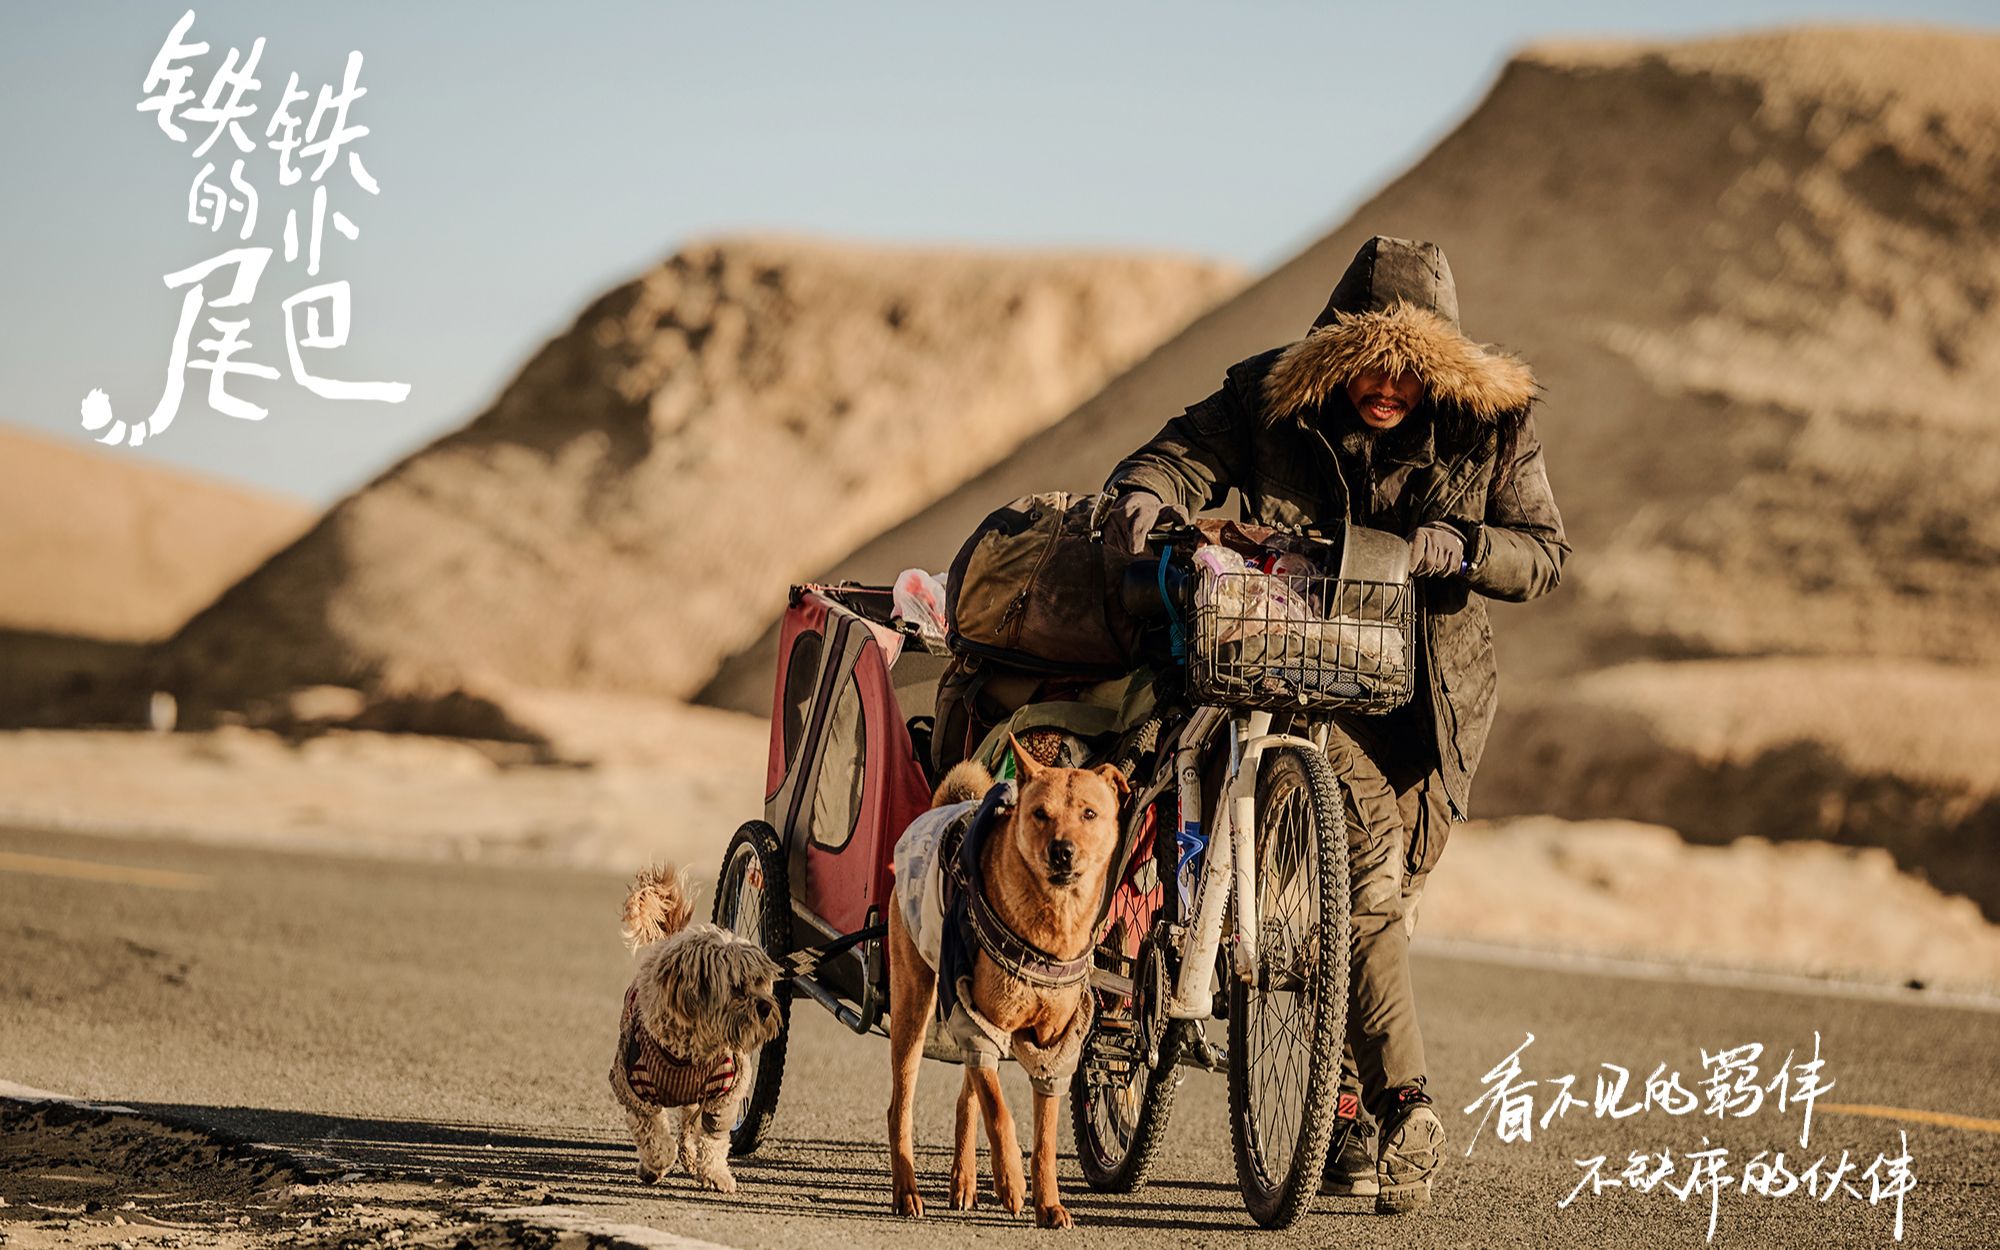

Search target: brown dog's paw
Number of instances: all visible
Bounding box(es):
[993,1166,1026,1216]
[893,1182,926,1218]
[1035,1201,1074,1229]
[948,1165,978,1210]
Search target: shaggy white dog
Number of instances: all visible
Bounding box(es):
[609,865,783,1192]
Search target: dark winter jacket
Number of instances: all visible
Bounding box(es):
[1105,237,1568,817]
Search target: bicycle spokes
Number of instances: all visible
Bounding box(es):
[1241,778,1323,1185]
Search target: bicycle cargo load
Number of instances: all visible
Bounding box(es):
[945,491,1141,678]
[1181,519,1416,713]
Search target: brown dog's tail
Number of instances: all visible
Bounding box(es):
[931,759,994,808]
[621,864,695,950]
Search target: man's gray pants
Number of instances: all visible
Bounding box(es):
[1322,710,1452,1124]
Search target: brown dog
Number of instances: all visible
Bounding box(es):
[886,736,1127,1228]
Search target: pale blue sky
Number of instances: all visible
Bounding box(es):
[4,1,1993,503]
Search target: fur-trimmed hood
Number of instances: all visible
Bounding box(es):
[1262,236,1537,424]
[1262,301,1537,424]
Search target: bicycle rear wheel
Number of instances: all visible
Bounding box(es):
[1071,922,1190,1191]
[1072,787,1183,1192]
[1227,745,1349,1229]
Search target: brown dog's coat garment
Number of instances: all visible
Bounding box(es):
[892,799,978,969]
[946,975,1092,1096]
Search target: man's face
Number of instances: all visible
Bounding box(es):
[1346,368,1425,430]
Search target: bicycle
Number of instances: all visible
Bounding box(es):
[1070,519,1416,1229]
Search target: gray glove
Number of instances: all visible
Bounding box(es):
[1407,523,1467,577]
[1104,490,1186,556]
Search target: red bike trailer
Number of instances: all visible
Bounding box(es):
[711,581,1166,1162]
[760,583,938,1029]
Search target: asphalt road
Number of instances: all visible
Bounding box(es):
[4,824,1997,1250]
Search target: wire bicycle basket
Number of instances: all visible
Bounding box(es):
[1179,522,1416,714]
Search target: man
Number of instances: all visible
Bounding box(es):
[1102,236,1568,1214]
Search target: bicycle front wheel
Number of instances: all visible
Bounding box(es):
[1227,745,1350,1229]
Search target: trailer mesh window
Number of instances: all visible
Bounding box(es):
[809,672,866,851]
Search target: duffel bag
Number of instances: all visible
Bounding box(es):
[944,491,1140,678]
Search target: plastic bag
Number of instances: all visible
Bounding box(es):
[1195,546,1319,642]
[893,568,951,648]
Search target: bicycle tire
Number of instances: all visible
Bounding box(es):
[1070,930,1191,1192]
[711,820,793,1157]
[1226,745,1350,1229]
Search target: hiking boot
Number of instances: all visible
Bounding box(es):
[1375,1083,1445,1214]
[1320,1091,1379,1196]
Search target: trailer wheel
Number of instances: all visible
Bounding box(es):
[712,820,792,1156]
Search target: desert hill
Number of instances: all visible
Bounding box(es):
[699,26,2000,911]
[154,237,1240,713]
[711,25,2000,692]
[0,424,310,642]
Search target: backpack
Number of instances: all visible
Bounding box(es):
[944,491,1140,679]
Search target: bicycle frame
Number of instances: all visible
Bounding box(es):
[1160,706,1322,1020]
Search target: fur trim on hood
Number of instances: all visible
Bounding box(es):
[1262,301,1537,424]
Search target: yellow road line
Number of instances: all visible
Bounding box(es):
[0,851,210,891]
[1820,1102,2000,1136]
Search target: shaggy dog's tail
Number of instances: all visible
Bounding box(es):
[621,864,695,951]
[931,759,994,808]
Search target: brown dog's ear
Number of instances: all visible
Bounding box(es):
[1008,733,1042,784]
[1093,764,1132,806]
